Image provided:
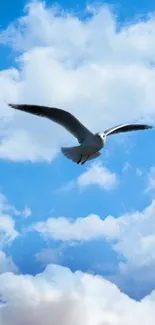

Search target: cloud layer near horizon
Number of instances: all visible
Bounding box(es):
[0,263,155,325]
[32,197,155,295]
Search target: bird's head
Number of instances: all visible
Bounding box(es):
[95,132,106,144]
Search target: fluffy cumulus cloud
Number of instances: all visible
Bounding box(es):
[32,198,155,293]
[0,1,154,162]
[60,161,118,191]
[0,264,155,325]
[32,213,118,241]
[113,200,155,268]
[77,161,118,190]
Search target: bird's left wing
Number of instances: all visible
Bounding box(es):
[8,104,93,144]
[104,123,153,136]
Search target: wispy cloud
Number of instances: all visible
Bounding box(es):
[36,247,65,266]
[0,193,19,248]
[136,168,143,177]
[145,166,155,192]
[0,192,31,248]
[122,162,131,173]
[22,206,32,219]
[0,251,18,274]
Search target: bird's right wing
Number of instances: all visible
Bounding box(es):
[104,123,153,136]
[8,104,93,144]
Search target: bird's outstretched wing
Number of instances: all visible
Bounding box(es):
[8,104,93,144]
[104,123,153,136]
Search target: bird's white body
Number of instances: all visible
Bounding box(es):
[61,133,106,164]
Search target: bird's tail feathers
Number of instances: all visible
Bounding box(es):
[61,146,82,163]
[61,146,101,164]
[86,151,101,161]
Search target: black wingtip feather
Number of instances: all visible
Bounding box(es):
[8,103,18,109]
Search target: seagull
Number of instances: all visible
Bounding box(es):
[8,103,153,165]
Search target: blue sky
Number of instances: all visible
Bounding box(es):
[1,0,155,324]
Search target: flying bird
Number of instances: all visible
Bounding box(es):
[8,103,153,165]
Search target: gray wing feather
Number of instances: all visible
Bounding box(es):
[104,123,153,136]
[8,104,93,144]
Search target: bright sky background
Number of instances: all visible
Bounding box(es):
[1,0,155,324]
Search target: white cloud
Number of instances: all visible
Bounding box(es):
[0,191,30,248]
[110,200,155,270]
[0,193,19,248]
[0,215,18,247]
[0,264,155,325]
[0,194,19,275]
[22,206,32,219]
[77,162,118,190]
[0,192,30,218]
[0,193,18,215]
[32,198,155,292]
[32,199,155,260]
[32,214,118,241]
[59,161,118,192]
[0,2,154,161]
